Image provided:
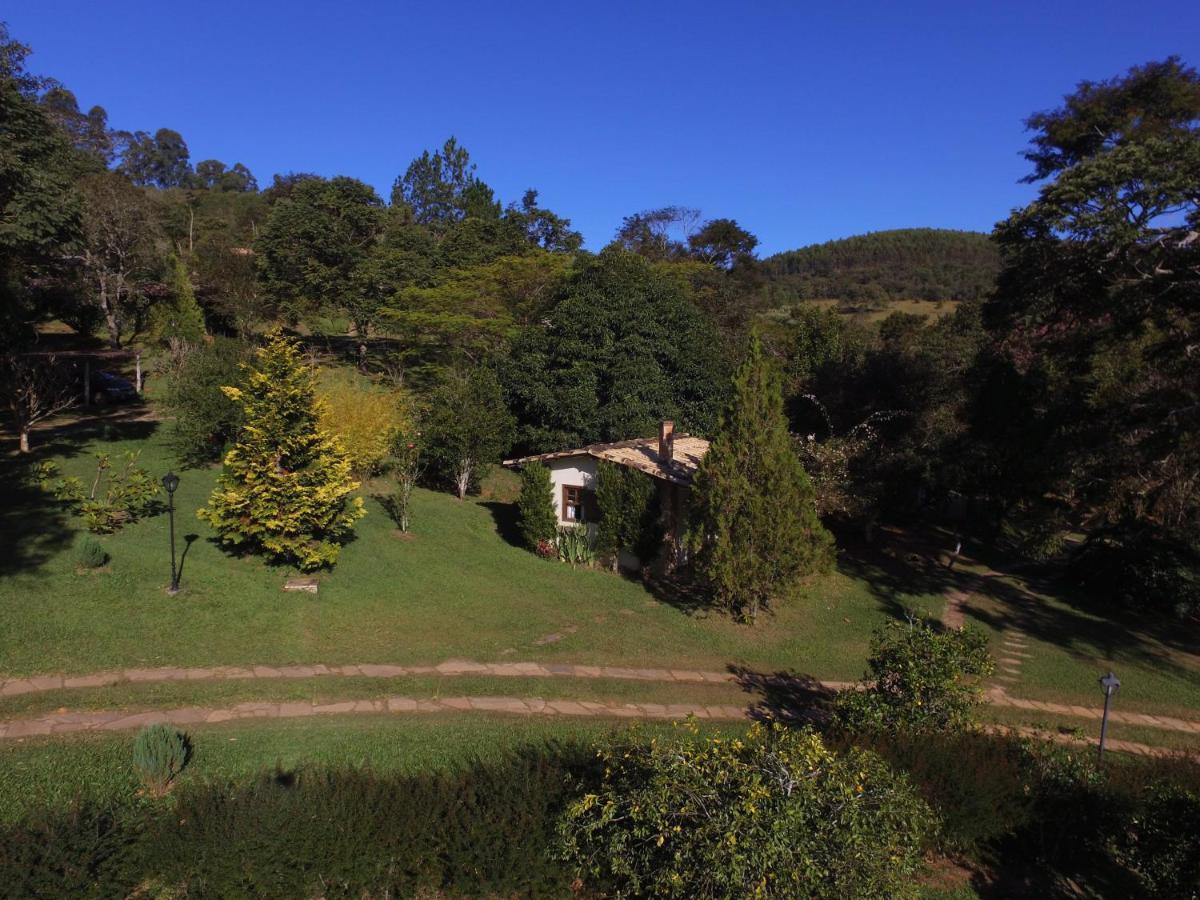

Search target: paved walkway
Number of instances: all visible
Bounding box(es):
[2,658,1198,737]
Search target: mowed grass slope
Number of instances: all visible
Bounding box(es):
[0,423,937,680]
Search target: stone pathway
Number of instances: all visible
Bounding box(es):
[986,687,1200,735]
[0,694,751,739]
[0,659,752,698]
[0,692,1191,762]
[941,568,1032,689]
[1,658,1197,739]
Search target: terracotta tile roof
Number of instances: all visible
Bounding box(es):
[504,434,710,485]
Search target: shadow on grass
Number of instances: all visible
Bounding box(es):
[0,455,74,577]
[479,501,524,549]
[839,522,1200,697]
[728,665,839,726]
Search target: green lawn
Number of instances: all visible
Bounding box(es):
[3,414,1197,727]
[0,420,938,682]
[960,573,1200,719]
[0,713,736,824]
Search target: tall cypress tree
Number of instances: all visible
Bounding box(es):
[516,462,557,551]
[198,331,364,571]
[688,334,833,622]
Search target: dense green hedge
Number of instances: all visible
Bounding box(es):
[0,744,596,898]
[1,731,1196,898]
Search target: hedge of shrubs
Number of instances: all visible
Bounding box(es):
[1,731,1197,898]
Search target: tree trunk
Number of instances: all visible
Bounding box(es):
[455,459,472,501]
[18,425,30,454]
[98,277,121,349]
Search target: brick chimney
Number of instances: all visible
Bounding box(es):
[658,420,675,463]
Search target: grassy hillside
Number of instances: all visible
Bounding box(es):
[762,228,1000,308]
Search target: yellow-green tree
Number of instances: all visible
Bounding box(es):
[198,332,364,570]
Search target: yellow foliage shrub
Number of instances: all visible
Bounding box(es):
[316,369,411,477]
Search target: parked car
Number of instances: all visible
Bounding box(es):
[90,370,138,404]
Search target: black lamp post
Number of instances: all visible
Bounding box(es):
[162,471,180,595]
[1098,671,1121,762]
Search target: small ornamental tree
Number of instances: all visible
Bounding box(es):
[386,430,423,533]
[516,463,556,551]
[154,254,206,350]
[688,335,833,622]
[595,459,661,568]
[558,722,933,899]
[834,619,995,734]
[198,331,365,570]
[423,368,514,500]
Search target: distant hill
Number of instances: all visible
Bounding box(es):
[762,228,1000,306]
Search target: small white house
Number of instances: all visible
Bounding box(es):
[504,421,709,571]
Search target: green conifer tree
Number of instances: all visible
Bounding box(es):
[155,254,206,348]
[198,331,365,570]
[688,334,833,622]
[516,462,557,552]
[595,459,661,568]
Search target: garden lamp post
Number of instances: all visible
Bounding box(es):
[162,471,180,595]
[1098,671,1120,762]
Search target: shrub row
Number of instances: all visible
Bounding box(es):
[1,731,1196,898]
[0,743,596,898]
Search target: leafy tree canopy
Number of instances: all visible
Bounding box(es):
[500,248,729,452]
[978,57,1200,549]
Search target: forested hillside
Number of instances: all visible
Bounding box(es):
[762,228,1000,305]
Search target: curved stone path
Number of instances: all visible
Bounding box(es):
[0,659,801,698]
[0,694,753,740]
[1,657,1198,740]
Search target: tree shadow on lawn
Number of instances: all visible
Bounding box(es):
[833,525,971,627]
[18,407,160,462]
[0,454,74,576]
[727,665,839,727]
[480,501,524,550]
[838,524,1200,696]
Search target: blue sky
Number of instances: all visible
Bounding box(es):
[10,1,1198,255]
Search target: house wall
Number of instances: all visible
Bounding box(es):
[545,456,597,524]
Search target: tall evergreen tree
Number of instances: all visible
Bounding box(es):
[516,463,557,551]
[198,331,365,571]
[688,335,832,622]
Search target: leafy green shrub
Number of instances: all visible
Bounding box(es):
[74,535,108,569]
[516,463,557,551]
[595,459,662,567]
[558,722,934,898]
[37,453,159,534]
[142,747,591,896]
[1108,783,1200,899]
[160,335,250,465]
[0,804,143,898]
[1071,525,1200,620]
[132,725,191,797]
[840,729,1034,855]
[834,619,994,733]
[198,332,365,571]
